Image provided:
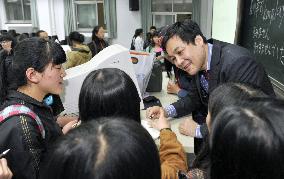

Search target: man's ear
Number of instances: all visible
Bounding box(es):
[26,67,41,84]
[194,35,204,46]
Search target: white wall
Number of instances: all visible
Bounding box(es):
[0,0,33,33]
[212,0,238,43]
[53,0,65,40]
[0,0,3,30]
[37,0,66,40]
[37,0,52,35]
[200,0,213,39]
[111,0,141,49]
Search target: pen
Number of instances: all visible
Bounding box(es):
[0,149,10,159]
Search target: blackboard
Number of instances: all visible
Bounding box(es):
[239,0,284,90]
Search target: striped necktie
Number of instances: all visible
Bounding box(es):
[200,71,209,93]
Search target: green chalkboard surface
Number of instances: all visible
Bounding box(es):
[239,0,284,90]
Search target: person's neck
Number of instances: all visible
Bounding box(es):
[17,85,45,102]
[72,42,82,48]
[201,43,209,71]
[154,44,160,49]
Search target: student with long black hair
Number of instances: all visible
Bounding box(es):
[78,68,141,123]
[210,98,284,179]
[131,28,144,51]
[88,25,108,57]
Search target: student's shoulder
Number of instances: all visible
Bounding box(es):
[0,114,39,137]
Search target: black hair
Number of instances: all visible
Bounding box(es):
[42,118,161,179]
[192,83,267,171]
[91,25,103,41]
[0,38,66,104]
[210,98,284,179]
[208,82,266,122]
[17,33,29,42]
[150,26,156,31]
[161,20,207,52]
[149,31,159,47]
[8,29,17,37]
[35,30,46,37]
[79,68,141,123]
[133,28,143,39]
[68,31,85,44]
[0,34,17,49]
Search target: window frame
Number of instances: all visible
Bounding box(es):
[151,0,192,27]
[4,0,32,24]
[152,12,192,24]
[74,0,104,32]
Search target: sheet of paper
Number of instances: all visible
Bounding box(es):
[141,119,160,140]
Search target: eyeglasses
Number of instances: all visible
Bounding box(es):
[0,40,11,45]
[177,170,189,179]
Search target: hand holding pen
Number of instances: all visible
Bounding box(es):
[0,149,13,179]
[0,149,10,159]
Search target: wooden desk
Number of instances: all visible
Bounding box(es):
[141,72,194,153]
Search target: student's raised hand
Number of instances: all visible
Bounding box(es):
[0,158,13,179]
[146,106,167,119]
[178,118,198,137]
[148,108,171,130]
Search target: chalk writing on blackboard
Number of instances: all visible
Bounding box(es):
[249,0,284,27]
[253,42,284,65]
[248,0,284,66]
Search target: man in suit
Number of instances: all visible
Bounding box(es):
[146,20,275,153]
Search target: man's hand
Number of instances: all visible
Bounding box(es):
[146,106,167,119]
[148,108,170,130]
[167,81,181,94]
[178,117,198,137]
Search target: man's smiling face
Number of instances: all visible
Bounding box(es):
[165,35,207,75]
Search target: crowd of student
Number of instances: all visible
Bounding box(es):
[0,25,109,69]
[0,19,283,179]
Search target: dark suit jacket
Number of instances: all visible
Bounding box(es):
[172,39,275,118]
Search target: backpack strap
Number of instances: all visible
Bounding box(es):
[0,104,46,139]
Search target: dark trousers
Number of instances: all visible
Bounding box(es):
[194,138,204,155]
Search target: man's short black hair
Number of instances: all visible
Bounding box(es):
[157,25,170,38]
[161,20,207,52]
